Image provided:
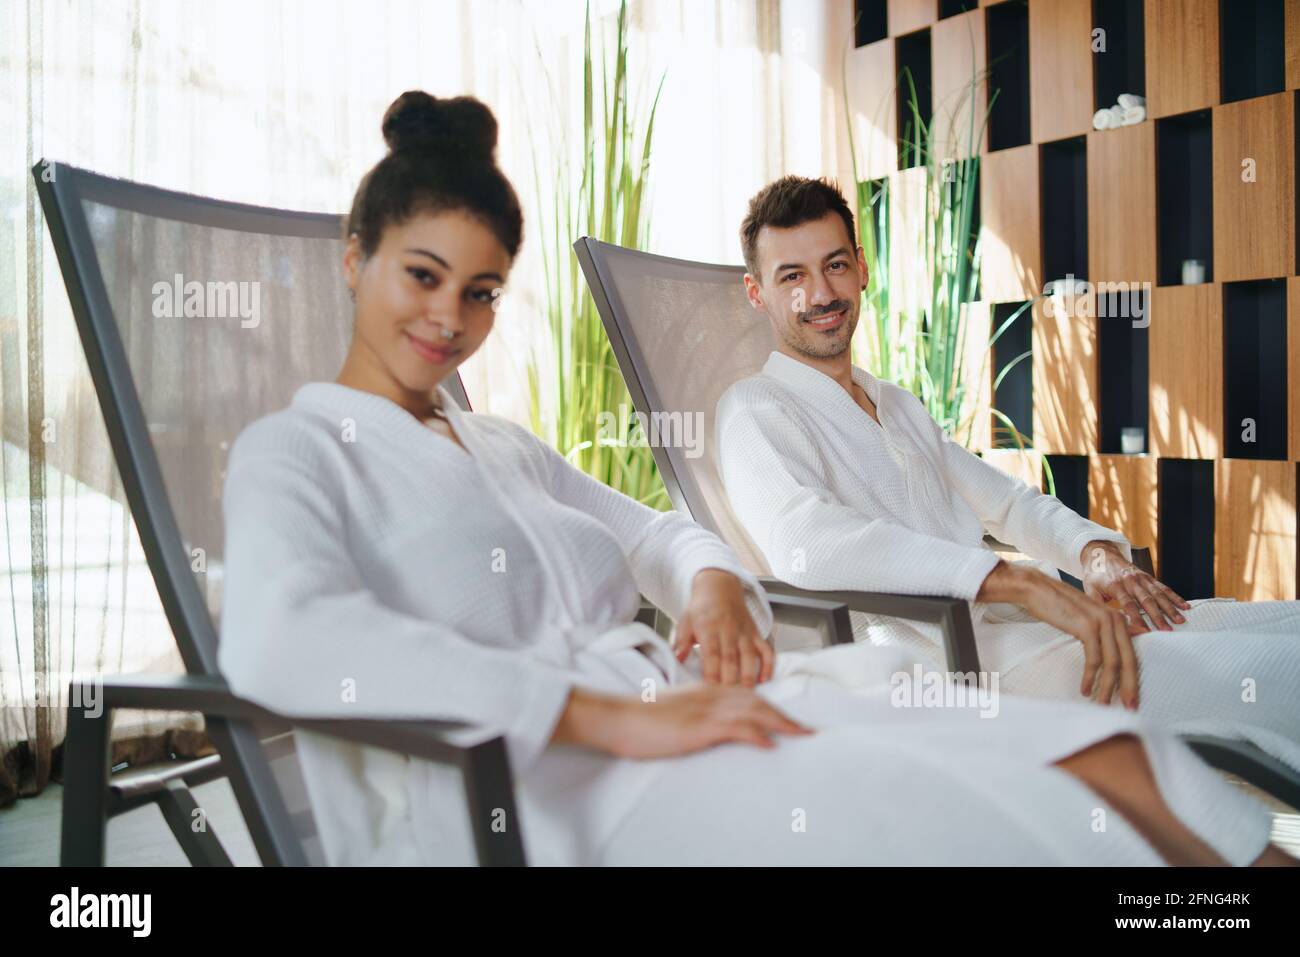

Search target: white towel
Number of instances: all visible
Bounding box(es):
[1120,104,1146,125]
[1092,108,1114,131]
[1117,92,1146,110]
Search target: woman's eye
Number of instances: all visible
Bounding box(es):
[407,267,436,286]
[468,288,496,305]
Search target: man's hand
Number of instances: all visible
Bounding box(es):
[1079,540,1190,632]
[979,560,1143,709]
[672,568,774,686]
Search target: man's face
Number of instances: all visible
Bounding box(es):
[744,212,867,360]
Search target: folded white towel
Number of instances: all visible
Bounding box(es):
[1117,92,1146,110]
[1120,104,1146,125]
[1092,108,1114,130]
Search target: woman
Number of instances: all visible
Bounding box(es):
[217,91,1295,866]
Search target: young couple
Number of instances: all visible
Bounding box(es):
[218,91,1300,866]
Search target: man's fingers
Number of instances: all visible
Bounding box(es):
[1079,630,1102,698]
[1113,616,1140,709]
[1095,618,1120,705]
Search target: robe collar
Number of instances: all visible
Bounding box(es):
[760,350,887,426]
[292,380,482,462]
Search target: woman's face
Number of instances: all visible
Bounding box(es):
[342,208,510,402]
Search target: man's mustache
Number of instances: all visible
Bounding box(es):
[799,300,853,323]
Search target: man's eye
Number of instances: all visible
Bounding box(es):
[783,272,800,283]
[828,261,847,272]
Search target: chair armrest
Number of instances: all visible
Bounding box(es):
[765,593,853,646]
[757,578,981,674]
[62,674,524,866]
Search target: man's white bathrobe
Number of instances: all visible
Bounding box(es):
[218,380,1275,866]
[717,350,1300,778]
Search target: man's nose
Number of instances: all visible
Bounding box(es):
[807,273,835,307]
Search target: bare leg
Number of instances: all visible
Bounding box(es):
[1053,733,1297,867]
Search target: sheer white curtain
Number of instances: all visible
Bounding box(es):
[0,0,849,803]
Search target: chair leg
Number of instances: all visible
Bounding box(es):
[461,737,527,866]
[1184,735,1300,811]
[154,780,235,866]
[60,696,112,866]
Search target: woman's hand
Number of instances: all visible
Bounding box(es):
[672,568,774,686]
[978,560,1143,710]
[1079,540,1190,632]
[551,686,813,759]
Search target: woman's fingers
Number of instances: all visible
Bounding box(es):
[753,699,814,736]
[754,632,775,683]
[672,618,695,662]
[1146,579,1187,626]
[1119,596,1149,636]
[718,627,741,685]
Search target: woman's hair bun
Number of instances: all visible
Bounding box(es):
[381,91,498,162]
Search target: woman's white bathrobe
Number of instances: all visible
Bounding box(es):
[716,351,1300,777]
[217,380,1275,866]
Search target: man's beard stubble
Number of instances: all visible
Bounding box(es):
[778,297,858,359]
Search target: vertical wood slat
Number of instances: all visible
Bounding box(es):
[1029,0,1094,143]
[888,0,937,38]
[1148,283,1223,459]
[1212,92,1296,283]
[1215,459,1298,601]
[1145,0,1220,119]
[931,8,987,160]
[847,38,899,181]
[1088,122,1158,286]
[1033,291,1098,455]
[1089,453,1159,557]
[981,144,1041,302]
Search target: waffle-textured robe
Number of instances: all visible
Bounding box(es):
[716,350,1300,778]
[216,379,1275,865]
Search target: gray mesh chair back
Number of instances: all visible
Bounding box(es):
[573,238,774,575]
[35,161,473,865]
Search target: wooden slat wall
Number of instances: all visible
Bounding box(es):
[1145,0,1219,119]
[1215,460,1298,600]
[888,0,937,37]
[931,9,988,159]
[1088,122,1157,285]
[1213,93,1296,283]
[981,144,1041,301]
[847,0,1299,600]
[1148,284,1222,459]
[1028,0,1094,143]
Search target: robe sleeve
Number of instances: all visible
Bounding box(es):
[920,402,1132,579]
[217,427,574,775]
[519,427,774,638]
[716,390,1001,601]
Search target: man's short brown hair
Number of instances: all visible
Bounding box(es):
[739,175,858,277]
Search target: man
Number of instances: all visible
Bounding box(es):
[715,176,1300,763]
